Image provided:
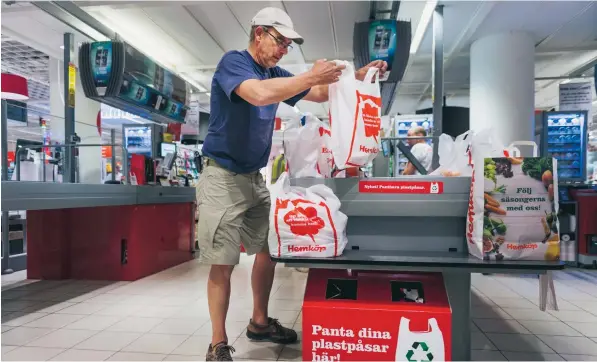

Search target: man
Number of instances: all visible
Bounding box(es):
[198,7,387,361]
[402,126,433,175]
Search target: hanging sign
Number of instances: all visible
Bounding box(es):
[68,62,76,108]
[368,20,396,82]
[559,82,592,112]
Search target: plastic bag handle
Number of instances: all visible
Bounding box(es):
[363,67,380,84]
[507,141,538,157]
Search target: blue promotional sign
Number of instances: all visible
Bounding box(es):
[90,42,113,88]
[368,20,396,81]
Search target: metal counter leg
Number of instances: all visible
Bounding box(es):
[443,271,471,361]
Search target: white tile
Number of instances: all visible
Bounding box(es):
[121,333,188,354]
[548,310,597,323]
[2,346,64,361]
[130,305,180,318]
[93,303,139,317]
[502,308,559,321]
[23,302,77,314]
[27,329,97,349]
[107,351,167,361]
[491,297,538,309]
[572,301,597,315]
[107,317,164,333]
[24,313,84,329]
[559,354,597,361]
[473,318,531,334]
[56,302,108,315]
[501,351,564,361]
[1,300,45,312]
[472,332,497,351]
[84,294,122,304]
[278,344,303,361]
[151,318,205,335]
[2,312,48,327]
[472,306,513,319]
[195,321,248,339]
[231,337,284,360]
[518,320,583,337]
[0,327,55,346]
[171,335,212,356]
[74,331,142,351]
[1,345,18,354]
[536,336,597,355]
[485,333,554,353]
[164,354,203,361]
[50,348,115,361]
[1,325,14,332]
[63,314,122,331]
[471,350,507,361]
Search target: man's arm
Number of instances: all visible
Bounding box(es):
[236,73,318,107]
[402,163,416,175]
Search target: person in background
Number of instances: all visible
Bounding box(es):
[402,126,433,175]
[197,7,387,361]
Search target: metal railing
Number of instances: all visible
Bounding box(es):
[381,136,438,176]
[15,143,129,184]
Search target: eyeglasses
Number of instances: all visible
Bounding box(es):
[263,28,293,51]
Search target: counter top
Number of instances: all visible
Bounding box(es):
[1,182,196,211]
[272,249,565,273]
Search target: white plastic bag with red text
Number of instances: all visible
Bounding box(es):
[329,61,382,169]
[268,173,348,258]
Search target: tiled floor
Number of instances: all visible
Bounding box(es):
[2,256,597,361]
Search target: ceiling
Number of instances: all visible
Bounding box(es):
[1,0,596,124]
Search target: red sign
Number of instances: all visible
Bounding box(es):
[359,181,443,194]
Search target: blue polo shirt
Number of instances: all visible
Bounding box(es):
[202,50,310,174]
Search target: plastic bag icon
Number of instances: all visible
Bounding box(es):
[395,317,445,361]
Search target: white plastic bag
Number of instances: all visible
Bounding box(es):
[430,130,474,177]
[329,61,382,169]
[283,115,322,178]
[316,121,334,178]
[269,173,348,258]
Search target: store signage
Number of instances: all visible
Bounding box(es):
[368,20,396,82]
[359,181,444,194]
[68,63,76,108]
[559,82,592,112]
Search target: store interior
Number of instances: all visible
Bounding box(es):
[1,0,597,361]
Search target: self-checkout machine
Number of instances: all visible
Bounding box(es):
[273,130,564,361]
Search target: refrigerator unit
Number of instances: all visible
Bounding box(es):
[541,111,589,183]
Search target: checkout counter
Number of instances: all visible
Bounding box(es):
[272,175,564,361]
[1,180,196,281]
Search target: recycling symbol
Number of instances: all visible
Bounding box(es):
[405,341,434,362]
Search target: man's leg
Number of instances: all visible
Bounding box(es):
[241,173,297,344]
[208,264,235,345]
[251,251,276,325]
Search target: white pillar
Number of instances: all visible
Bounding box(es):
[470,32,535,146]
[49,55,102,184]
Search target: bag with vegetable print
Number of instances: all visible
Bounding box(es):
[468,133,560,261]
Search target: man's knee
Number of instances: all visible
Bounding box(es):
[255,251,276,268]
[209,264,235,281]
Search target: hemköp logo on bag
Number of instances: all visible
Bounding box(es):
[357,92,382,143]
[280,200,328,253]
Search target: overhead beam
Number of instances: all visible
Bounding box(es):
[32,1,112,41]
[414,1,495,110]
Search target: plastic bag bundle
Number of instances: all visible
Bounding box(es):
[283,115,322,178]
[430,131,474,177]
[269,173,348,258]
[329,61,382,169]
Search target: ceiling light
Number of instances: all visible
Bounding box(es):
[410,0,438,55]
[60,45,64,50]
[206,93,211,97]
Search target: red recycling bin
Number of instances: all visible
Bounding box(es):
[302,269,452,361]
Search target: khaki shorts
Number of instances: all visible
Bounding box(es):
[196,163,270,265]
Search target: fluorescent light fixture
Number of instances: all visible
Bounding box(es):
[206,92,211,97]
[593,100,597,105]
[410,0,438,55]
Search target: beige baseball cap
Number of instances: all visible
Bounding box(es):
[251,7,304,45]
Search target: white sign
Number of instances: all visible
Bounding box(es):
[182,97,200,135]
[559,82,593,112]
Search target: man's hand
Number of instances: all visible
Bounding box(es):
[308,60,346,86]
[356,60,388,82]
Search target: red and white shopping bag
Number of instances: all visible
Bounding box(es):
[269,173,348,258]
[329,61,382,169]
